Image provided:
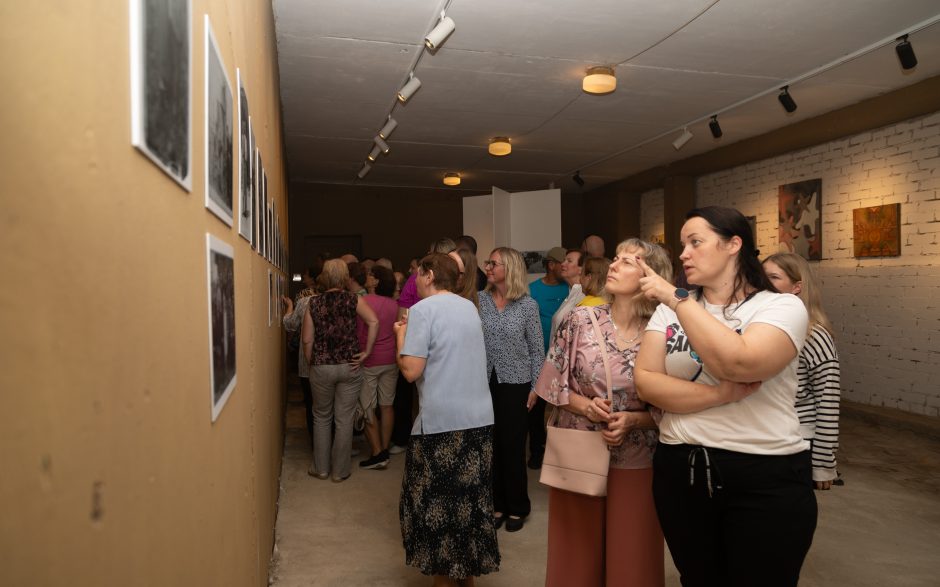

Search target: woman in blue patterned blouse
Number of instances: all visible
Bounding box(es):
[478,246,544,533]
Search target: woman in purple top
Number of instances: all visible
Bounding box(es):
[356,265,401,470]
[534,238,672,586]
[302,259,378,482]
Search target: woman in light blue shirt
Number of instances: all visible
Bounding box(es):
[395,253,499,584]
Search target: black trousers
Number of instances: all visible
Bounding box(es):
[653,442,817,587]
[391,372,415,447]
[526,397,546,461]
[299,376,313,446]
[489,372,531,518]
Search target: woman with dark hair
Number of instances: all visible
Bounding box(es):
[479,247,543,533]
[395,253,499,585]
[450,248,479,309]
[357,265,401,470]
[634,206,815,586]
[302,259,379,482]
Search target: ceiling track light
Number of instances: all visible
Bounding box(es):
[708,115,723,139]
[378,117,398,140]
[778,86,798,113]
[488,136,511,156]
[397,75,421,103]
[896,34,918,70]
[672,128,694,150]
[572,171,585,187]
[582,65,616,95]
[443,172,460,186]
[367,145,381,162]
[425,15,456,50]
[374,135,390,154]
[357,162,372,178]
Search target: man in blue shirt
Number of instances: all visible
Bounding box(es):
[526,246,569,468]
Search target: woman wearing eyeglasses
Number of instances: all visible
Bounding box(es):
[478,247,544,533]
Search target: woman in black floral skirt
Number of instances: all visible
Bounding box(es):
[394,253,499,586]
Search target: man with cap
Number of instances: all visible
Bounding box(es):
[525,246,569,468]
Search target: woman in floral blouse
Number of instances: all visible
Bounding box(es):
[478,246,543,533]
[534,238,672,586]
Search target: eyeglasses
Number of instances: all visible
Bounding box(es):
[483,260,504,268]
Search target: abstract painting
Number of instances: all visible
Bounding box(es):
[853,204,901,257]
[778,179,822,260]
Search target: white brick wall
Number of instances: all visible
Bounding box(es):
[689,110,940,416]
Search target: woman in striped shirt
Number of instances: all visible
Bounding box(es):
[764,252,840,489]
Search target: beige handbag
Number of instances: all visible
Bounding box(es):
[539,309,612,497]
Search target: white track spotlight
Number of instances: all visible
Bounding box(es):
[672,128,693,150]
[374,136,390,154]
[425,16,456,50]
[397,75,422,103]
[367,145,381,162]
[378,117,398,140]
[357,162,372,178]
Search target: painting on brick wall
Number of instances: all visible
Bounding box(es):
[853,204,901,257]
[778,179,822,260]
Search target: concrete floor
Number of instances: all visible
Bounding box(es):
[269,379,940,587]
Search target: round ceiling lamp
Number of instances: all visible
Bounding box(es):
[488,136,511,156]
[443,172,461,186]
[582,66,616,95]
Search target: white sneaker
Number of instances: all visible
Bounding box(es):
[388,444,406,455]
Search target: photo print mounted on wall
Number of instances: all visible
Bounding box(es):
[522,250,549,274]
[237,69,253,242]
[130,0,192,190]
[250,127,258,250]
[778,179,822,260]
[257,154,265,255]
[267,194,273,263]
[204,15,234,226]
[268,268,274,327]
[205,233,236,422]
[853,204,901,257]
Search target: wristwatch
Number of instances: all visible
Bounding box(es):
[672,288,690,311]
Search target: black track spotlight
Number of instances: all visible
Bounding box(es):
[572,171,585,187]
[778,86,797,113]
[896,35,918,70]
[709,115,723,139]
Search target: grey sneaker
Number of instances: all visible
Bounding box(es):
[388,443,406,455]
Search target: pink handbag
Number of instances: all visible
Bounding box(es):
[539,309,612,497]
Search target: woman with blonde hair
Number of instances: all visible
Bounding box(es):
[535,238,671,585]
[577,256,611,307]
[763,252,840,490]
[479,247,543,533]
[635,206,816,586]
[303,259,379,482]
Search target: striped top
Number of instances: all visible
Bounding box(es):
[796,325,841,482]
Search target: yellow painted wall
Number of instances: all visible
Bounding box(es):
[0,2,287,585]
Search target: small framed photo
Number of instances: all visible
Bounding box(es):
[237,69,253,242]
[204,15,234,226]
[205,233,236,422]
[129,0,192,190]
[268,268,274,326]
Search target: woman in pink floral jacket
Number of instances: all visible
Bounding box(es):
[534,238,672,586]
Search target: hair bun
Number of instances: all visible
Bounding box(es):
[753,248,761,257]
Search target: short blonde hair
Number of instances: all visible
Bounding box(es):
[605,238,674,320]
[486,247,529,301]
[319,259,349,290]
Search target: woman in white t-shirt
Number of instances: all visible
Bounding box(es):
[634,206,816,587]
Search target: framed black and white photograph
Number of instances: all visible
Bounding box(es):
[204,15,234,226]
[267,201,274,262]
[260,165,268,259]
[129,0,192,190]
[205,233,236,422]
[250,129,258,250]
[268,268,274,327]
[237,69,253,242]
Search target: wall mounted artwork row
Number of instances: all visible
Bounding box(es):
[130,1,288,422]
[777,179,901,260]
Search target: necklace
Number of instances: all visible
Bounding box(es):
[610,317,645,345]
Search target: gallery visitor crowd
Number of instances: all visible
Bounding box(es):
[282,206,841,587]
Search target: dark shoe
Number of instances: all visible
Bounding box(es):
[332,473,351,483]
[505,516,524,532]
[493,513,507,530]
[359,451,390,470]
[527,455,543,469]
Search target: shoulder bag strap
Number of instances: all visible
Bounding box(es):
[586,308,613,402]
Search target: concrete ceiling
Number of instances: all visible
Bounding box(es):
[273,0,940,194]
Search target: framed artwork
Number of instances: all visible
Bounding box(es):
[267,194,273,262]
[205,233,236,422]
[129,0,191,190]
[237,69,253,242]
[258,159,267,258]
[853,204,901,257]
[522,250,548,274]
[249,129,258,250]
[778,179,822,260]
[268,269,274,327]
[204,15,234,226]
